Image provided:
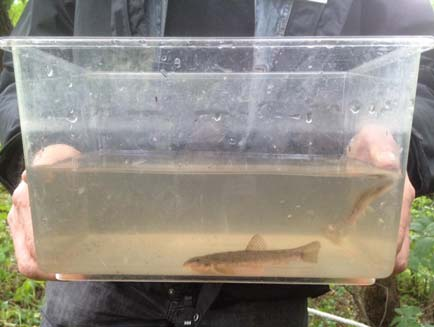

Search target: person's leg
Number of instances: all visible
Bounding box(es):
[200,298,308,327]
[40,281,172,327]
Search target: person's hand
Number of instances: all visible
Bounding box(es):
[346,124,401,170]
[347,124,415,274]
[7,144,80,280]
[393,175,415,274]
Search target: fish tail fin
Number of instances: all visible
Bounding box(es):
[300,241,321,263]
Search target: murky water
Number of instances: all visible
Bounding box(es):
[27,151,402,281]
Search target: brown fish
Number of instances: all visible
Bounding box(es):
[324,176,395,244]
[183,234,321,275]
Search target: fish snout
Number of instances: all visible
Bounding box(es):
[183,259,214,274]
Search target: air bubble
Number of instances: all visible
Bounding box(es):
[305,112,313,124]
[368,104,377,115]
[47,68,54,77]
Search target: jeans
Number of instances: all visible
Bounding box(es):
[41,281,308,327]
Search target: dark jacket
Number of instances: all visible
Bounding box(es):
[0,0,433,302]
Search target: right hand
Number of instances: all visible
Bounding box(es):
[7,144,80,280]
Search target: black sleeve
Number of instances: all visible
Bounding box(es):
[0,0,75,194]
[362,0,434,196]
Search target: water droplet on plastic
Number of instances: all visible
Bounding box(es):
[161,55,167,62]
[67,116,78,124]
[368,104,377,115]
[295,204,301,209]
[328,104,341,112]
[266,84,274,95]
[349,101,361,114]
[66,109,78,124]
[228,137,237,145]
[305,112,313,124]
[151,136,158,142]
[287,214,293,219]
[78,187,86,195]
[68,82,73,88]
[383,100,392,112]
[289,114,301,120]
[47,68,53,77]
[160,69,168,78]
[174,58,181,68]
[308,65,313,70]
[281,6,290,16]
[279,200,286,204]
[119,86,126,92]
[213,113,222,122]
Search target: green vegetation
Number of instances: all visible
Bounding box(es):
[7,0,28,27]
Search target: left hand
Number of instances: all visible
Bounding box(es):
[347,124,415,274]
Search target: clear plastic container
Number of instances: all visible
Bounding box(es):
[1,37,433,284]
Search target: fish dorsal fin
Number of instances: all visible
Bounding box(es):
[246,234,267,251]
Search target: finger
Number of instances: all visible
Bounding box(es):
[347,124,401,170]
[21,170,27,183]
[396,176,415,253]
[12,182,30,208]
[8,205,55,280]
[33,144,80,166]
[394,226,411,274]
